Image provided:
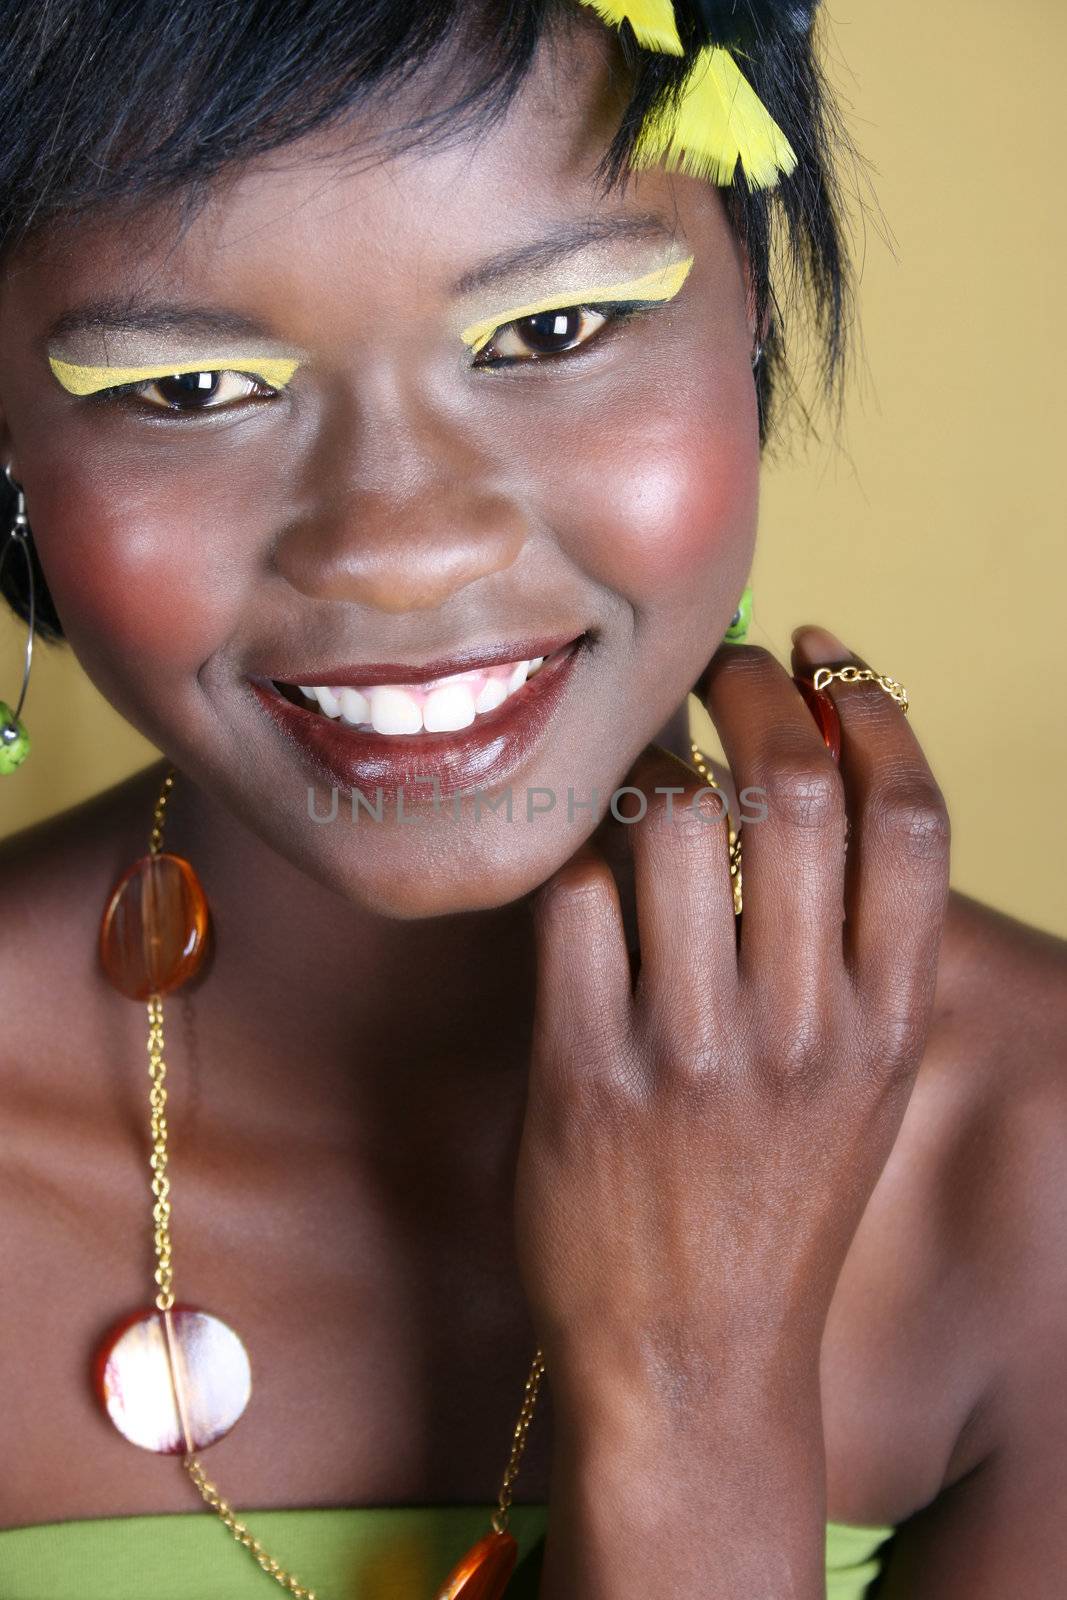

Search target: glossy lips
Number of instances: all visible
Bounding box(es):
[247,636,587,802]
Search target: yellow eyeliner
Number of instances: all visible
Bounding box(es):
[47,355,301,396]
[459,253,695,356]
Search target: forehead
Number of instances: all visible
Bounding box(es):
[4,13,730,337]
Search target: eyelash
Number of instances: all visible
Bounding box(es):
[87,373,277,411]
[84,296,663,415]
[471,297,663,369]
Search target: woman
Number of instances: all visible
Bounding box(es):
[0,1,1064,1596]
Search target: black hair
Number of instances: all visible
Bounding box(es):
[0,0,853,645]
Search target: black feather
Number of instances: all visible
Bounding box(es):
[688,0,817,51]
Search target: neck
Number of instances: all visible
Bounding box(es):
[154,759,533,1156]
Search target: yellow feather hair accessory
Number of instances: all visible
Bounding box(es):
[576,0,797,192]
[632,43,797,190]
[576,0,683,55]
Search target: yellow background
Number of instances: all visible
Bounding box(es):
[2,0,1064,938]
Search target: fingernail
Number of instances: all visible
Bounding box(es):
[791,624,848,664]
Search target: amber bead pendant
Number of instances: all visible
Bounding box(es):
[99,849,210,999]
[434,1530,519,1600]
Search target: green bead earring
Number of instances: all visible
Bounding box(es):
[0,464,34,774]
[724,586,752,644]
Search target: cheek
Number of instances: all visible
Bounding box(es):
[24,466,248,675]
[553,367,759,605]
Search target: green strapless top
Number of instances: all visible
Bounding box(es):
[0,1504,895,1599]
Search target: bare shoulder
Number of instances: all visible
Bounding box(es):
[0,758,170,1077]
[937,887,1067,1055]
[930,889,1067,1215]
[857,903,1067,1584]
[822,886,1067,1523]
[869,882,1067,1589]
[937,886,1067,1292]
[918,889,1067,1472]
[0,757,169,881]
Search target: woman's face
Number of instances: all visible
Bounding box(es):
[0,18,758,917]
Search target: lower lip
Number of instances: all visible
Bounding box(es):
[245,638,587,803]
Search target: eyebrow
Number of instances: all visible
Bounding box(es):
[450,213,683,298]
[41,213,684,347]
[44,301,276,347]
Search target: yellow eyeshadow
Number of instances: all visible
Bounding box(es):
[47,355,301,396]
[459,253,695,356]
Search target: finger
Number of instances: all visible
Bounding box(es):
[697,643,848,1001]
[620,744,739,1036]
[530,839,634,1090]
[791,626,951,1043]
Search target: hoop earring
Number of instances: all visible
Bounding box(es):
[0,464,34,773]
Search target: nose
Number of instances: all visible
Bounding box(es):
[272,397,527,614]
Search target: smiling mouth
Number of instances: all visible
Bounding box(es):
[269,640,579,736]
[249,633,589,801]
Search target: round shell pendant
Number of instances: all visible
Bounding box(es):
[99,852,210,999]
[434,1530,518,1600]
[94,1304,251,1454]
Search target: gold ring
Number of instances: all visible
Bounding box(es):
[810,665,909,716]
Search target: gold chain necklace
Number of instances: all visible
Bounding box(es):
[94,752,738,1597]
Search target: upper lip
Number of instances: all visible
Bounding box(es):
[255,632,586,689]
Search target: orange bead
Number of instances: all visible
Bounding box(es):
[99,852,210,999]
[435,1530,519,1600]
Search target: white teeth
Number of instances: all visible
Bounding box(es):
[314,685,342,718]
[423,682,476,732]
[369,686,422,735]
[474,677,508,714]
[290,648,565,735]
[337,686,371,725]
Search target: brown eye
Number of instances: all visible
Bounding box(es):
[138,370,269,409]
[477,305,610,364]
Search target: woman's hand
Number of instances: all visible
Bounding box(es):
[514,624,950,1517]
